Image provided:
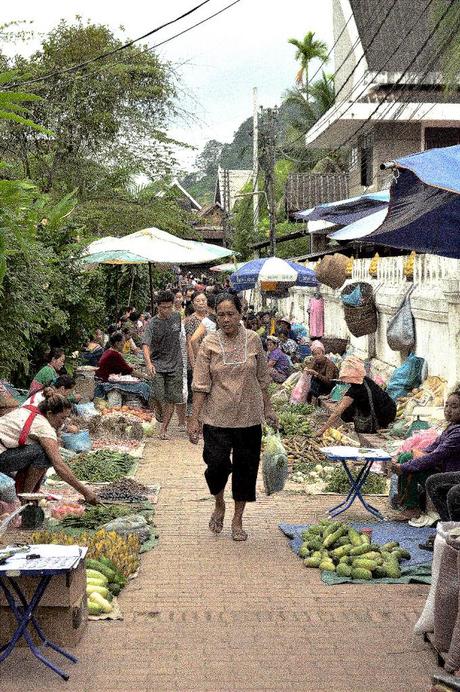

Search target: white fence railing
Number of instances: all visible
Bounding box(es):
[349,254,460,286]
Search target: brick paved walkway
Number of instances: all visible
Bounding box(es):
[1,429,437,691]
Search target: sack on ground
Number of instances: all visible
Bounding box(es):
[434,540,460,652]
[0,473,17,503]
[445,539,460,673]
[262,432,288,496]
[386,353,426,401]
[387,288,415,351]
[414,521,459,635]
[60,429,92,453]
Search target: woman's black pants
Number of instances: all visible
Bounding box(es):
[202,424,262,502]
[426,472,460,521]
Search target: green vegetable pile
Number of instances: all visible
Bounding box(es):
[324,467,387,495]
[59,504,139,530]
[69,450,134,482]
[299,520,411,580]
[277,404,314,437]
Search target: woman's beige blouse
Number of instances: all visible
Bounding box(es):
[192,328,271,428]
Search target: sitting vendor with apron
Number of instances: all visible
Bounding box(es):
[0,389,97,503]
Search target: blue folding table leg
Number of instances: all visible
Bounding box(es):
[0,576,77,681]
[328,460,370,517]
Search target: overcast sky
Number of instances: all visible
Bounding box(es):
[2,0,333,170]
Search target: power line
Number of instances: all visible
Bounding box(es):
[4,0,215,89]
[307,13,355,86]
[141,0,241,53]
[331,0,456,154]
[281,0,435,155]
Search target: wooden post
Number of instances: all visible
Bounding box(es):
[148,262,155,314]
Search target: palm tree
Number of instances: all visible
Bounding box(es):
[288,31,329,98]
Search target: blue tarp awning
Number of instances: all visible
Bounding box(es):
[294,191,389,226]
[364,145,460,258]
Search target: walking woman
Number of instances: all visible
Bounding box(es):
[188,293,278,541]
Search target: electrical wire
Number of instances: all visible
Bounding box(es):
[280,0,436,155]
[307,13,355,86]
[140,0,241,53]
[3,0,216,89]
[331,0,457,154]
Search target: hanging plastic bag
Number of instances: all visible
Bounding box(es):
[60,429,92,453]
[262,431,289,495]
[290,372,311,405]
[340,284,362,307]
[387,287,416,351]
[386,352,426,401]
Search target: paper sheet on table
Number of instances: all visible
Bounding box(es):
[0,544,87,572]
[320,446,391,460]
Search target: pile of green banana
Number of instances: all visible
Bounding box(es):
[299,520,410,580]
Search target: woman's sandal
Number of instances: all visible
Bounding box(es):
[231,527,248,542]
[209,511,224,534]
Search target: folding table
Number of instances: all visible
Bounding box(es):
[0,544,86,681]
[320,445,391,520]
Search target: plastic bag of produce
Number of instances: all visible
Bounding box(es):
[290,372,311,405]
[61,429,92,453]
[75,402,99,418]
[262,432,288,496]
[103,514,151,542]
[399,428,439,454]
[0,472,17,503]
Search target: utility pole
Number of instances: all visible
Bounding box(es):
[259,106,277,256]
[252,87,259,242]
[222,168,231,248]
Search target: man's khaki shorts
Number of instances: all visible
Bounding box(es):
[150,371,183,404]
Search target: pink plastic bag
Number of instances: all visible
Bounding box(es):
[290,372,311,405]
[399,428,439,453]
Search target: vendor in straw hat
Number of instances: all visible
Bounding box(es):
[315,355,396,437]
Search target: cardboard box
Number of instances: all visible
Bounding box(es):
[0,560,86,607]
[0,593,88,648]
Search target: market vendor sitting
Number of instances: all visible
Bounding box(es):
[23,375,76,408]
[0,390,97,503]
[266,336,292,384]
[390,388,460,522]
[80,333,104,366]
[95,332,144,381]
[304,341,338,406]
[29,347,66,395]
[316,355,396,436]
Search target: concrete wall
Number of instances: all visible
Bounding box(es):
[248,255,460,387]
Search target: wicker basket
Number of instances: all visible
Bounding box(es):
[341,282,378,337]
[74,368,96,403]
[315,253,348,290]
[321,337,349,355]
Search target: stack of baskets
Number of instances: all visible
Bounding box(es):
[340,281,378,337]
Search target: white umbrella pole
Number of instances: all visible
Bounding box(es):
[149,262,155,314]
[128,267,135,306]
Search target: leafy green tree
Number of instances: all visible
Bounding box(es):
[288,31,328,95]
[0,18,178,192]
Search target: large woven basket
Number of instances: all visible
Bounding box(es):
[321,336,349,355]
[341,282,377,337]
[315,253,348,290]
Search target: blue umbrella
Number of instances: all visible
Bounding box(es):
[364,145,460,258]
[230,257,317,292]
[294,191,389,226]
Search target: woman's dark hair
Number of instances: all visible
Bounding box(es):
[46,347,64,364]
[191,291,207,303]
[122,326,131,335]
[448,387,460,399]
[109,331,124,347]
[38,392,72,415]
[54,375,75,391]
[216,292,242,314]
[206,294,216,310]
[107,324,118,336]
[129,311,140,322]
